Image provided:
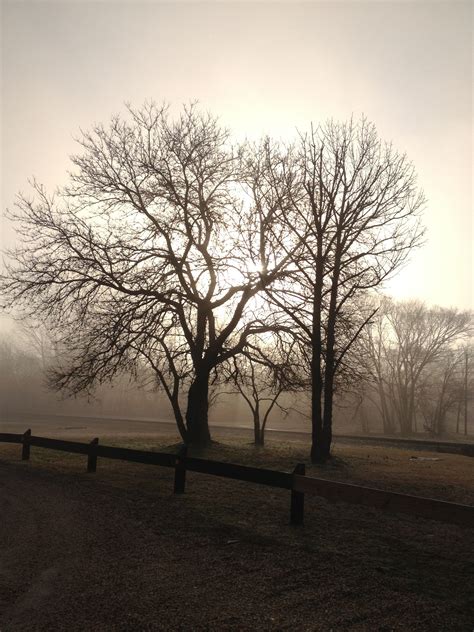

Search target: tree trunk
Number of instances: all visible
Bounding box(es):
[360,402,370,434]
[319,254,340,462]
[310,370,324,462]
[408,386,416,435]
[456,398,461,434]
[185,369,212,446]
[398,383,414,435]
[321,375,334,460]
[321,312,336,461]
[464,349,469,436]
[310,260,325,463]
[171,400,188,443]
[253,414,264,446]
[434,380,447,436]
[378,382,394,434]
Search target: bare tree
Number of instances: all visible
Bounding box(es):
[222,333,305,445]
[258,119,425,460]
[418,347,464,436]
[0,337,42,416]
[362,299,398,434]
[462,346,472,435]
[2,104,295,446]
[454,345,473,436]
[363,299,472,435]
[16,318,59,371]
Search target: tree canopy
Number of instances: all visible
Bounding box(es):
[2,104,425,457]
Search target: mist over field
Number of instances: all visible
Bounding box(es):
[0,2,473,631]
[1,304,471,441]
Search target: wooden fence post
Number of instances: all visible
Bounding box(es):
[87,438,99,473]
[290,463,305,525]
[22,429,31,461]
[174,445,187,494]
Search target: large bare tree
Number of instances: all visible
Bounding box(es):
[257,119,426,461]
[2,104,295,445]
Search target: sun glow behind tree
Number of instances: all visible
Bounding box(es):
[2,104,301,446]
[2,104,426,460]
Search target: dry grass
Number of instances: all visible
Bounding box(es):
[2,433,471,503]
[1,436,473,631]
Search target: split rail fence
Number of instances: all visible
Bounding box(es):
[1,429,473,529]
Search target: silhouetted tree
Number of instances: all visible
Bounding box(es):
[222,333,305,445]
[2,104,295,445]
[258,119,425,461]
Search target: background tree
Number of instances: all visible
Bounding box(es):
[221,333,305,445]
[362,299,398,434]
[418,347,465,436]
[363,299,472,435]
[16,318,58,372]
[458,345,473,436]
[2,104,295,446]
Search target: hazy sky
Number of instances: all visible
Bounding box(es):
[1,0,472,309]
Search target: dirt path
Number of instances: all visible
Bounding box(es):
[0,459,473,631]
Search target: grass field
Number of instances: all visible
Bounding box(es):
[2,433,472,502]
[1,436,473,631]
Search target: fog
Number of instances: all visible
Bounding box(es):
[1,5,473,631]
[2,1,472,310]
[1,310,471,441]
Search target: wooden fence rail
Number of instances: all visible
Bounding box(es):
[29,435,90,455]
[0,430,472,528]
[184,456,293,489]
[0,432,23,443]
[96,444,177,468]
[293,476,474,528]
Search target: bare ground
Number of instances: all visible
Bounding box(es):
[0,437,473,631]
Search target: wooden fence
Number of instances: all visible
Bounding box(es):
[1,429,473,529]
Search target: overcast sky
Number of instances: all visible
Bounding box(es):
[1,0,472,309]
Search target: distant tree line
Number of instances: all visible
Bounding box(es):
[2,103,428,461]
[1,298,471,441]
[0,323,170,420]
[356,298,472,437]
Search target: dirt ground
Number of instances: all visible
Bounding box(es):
[0,436,473,631]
